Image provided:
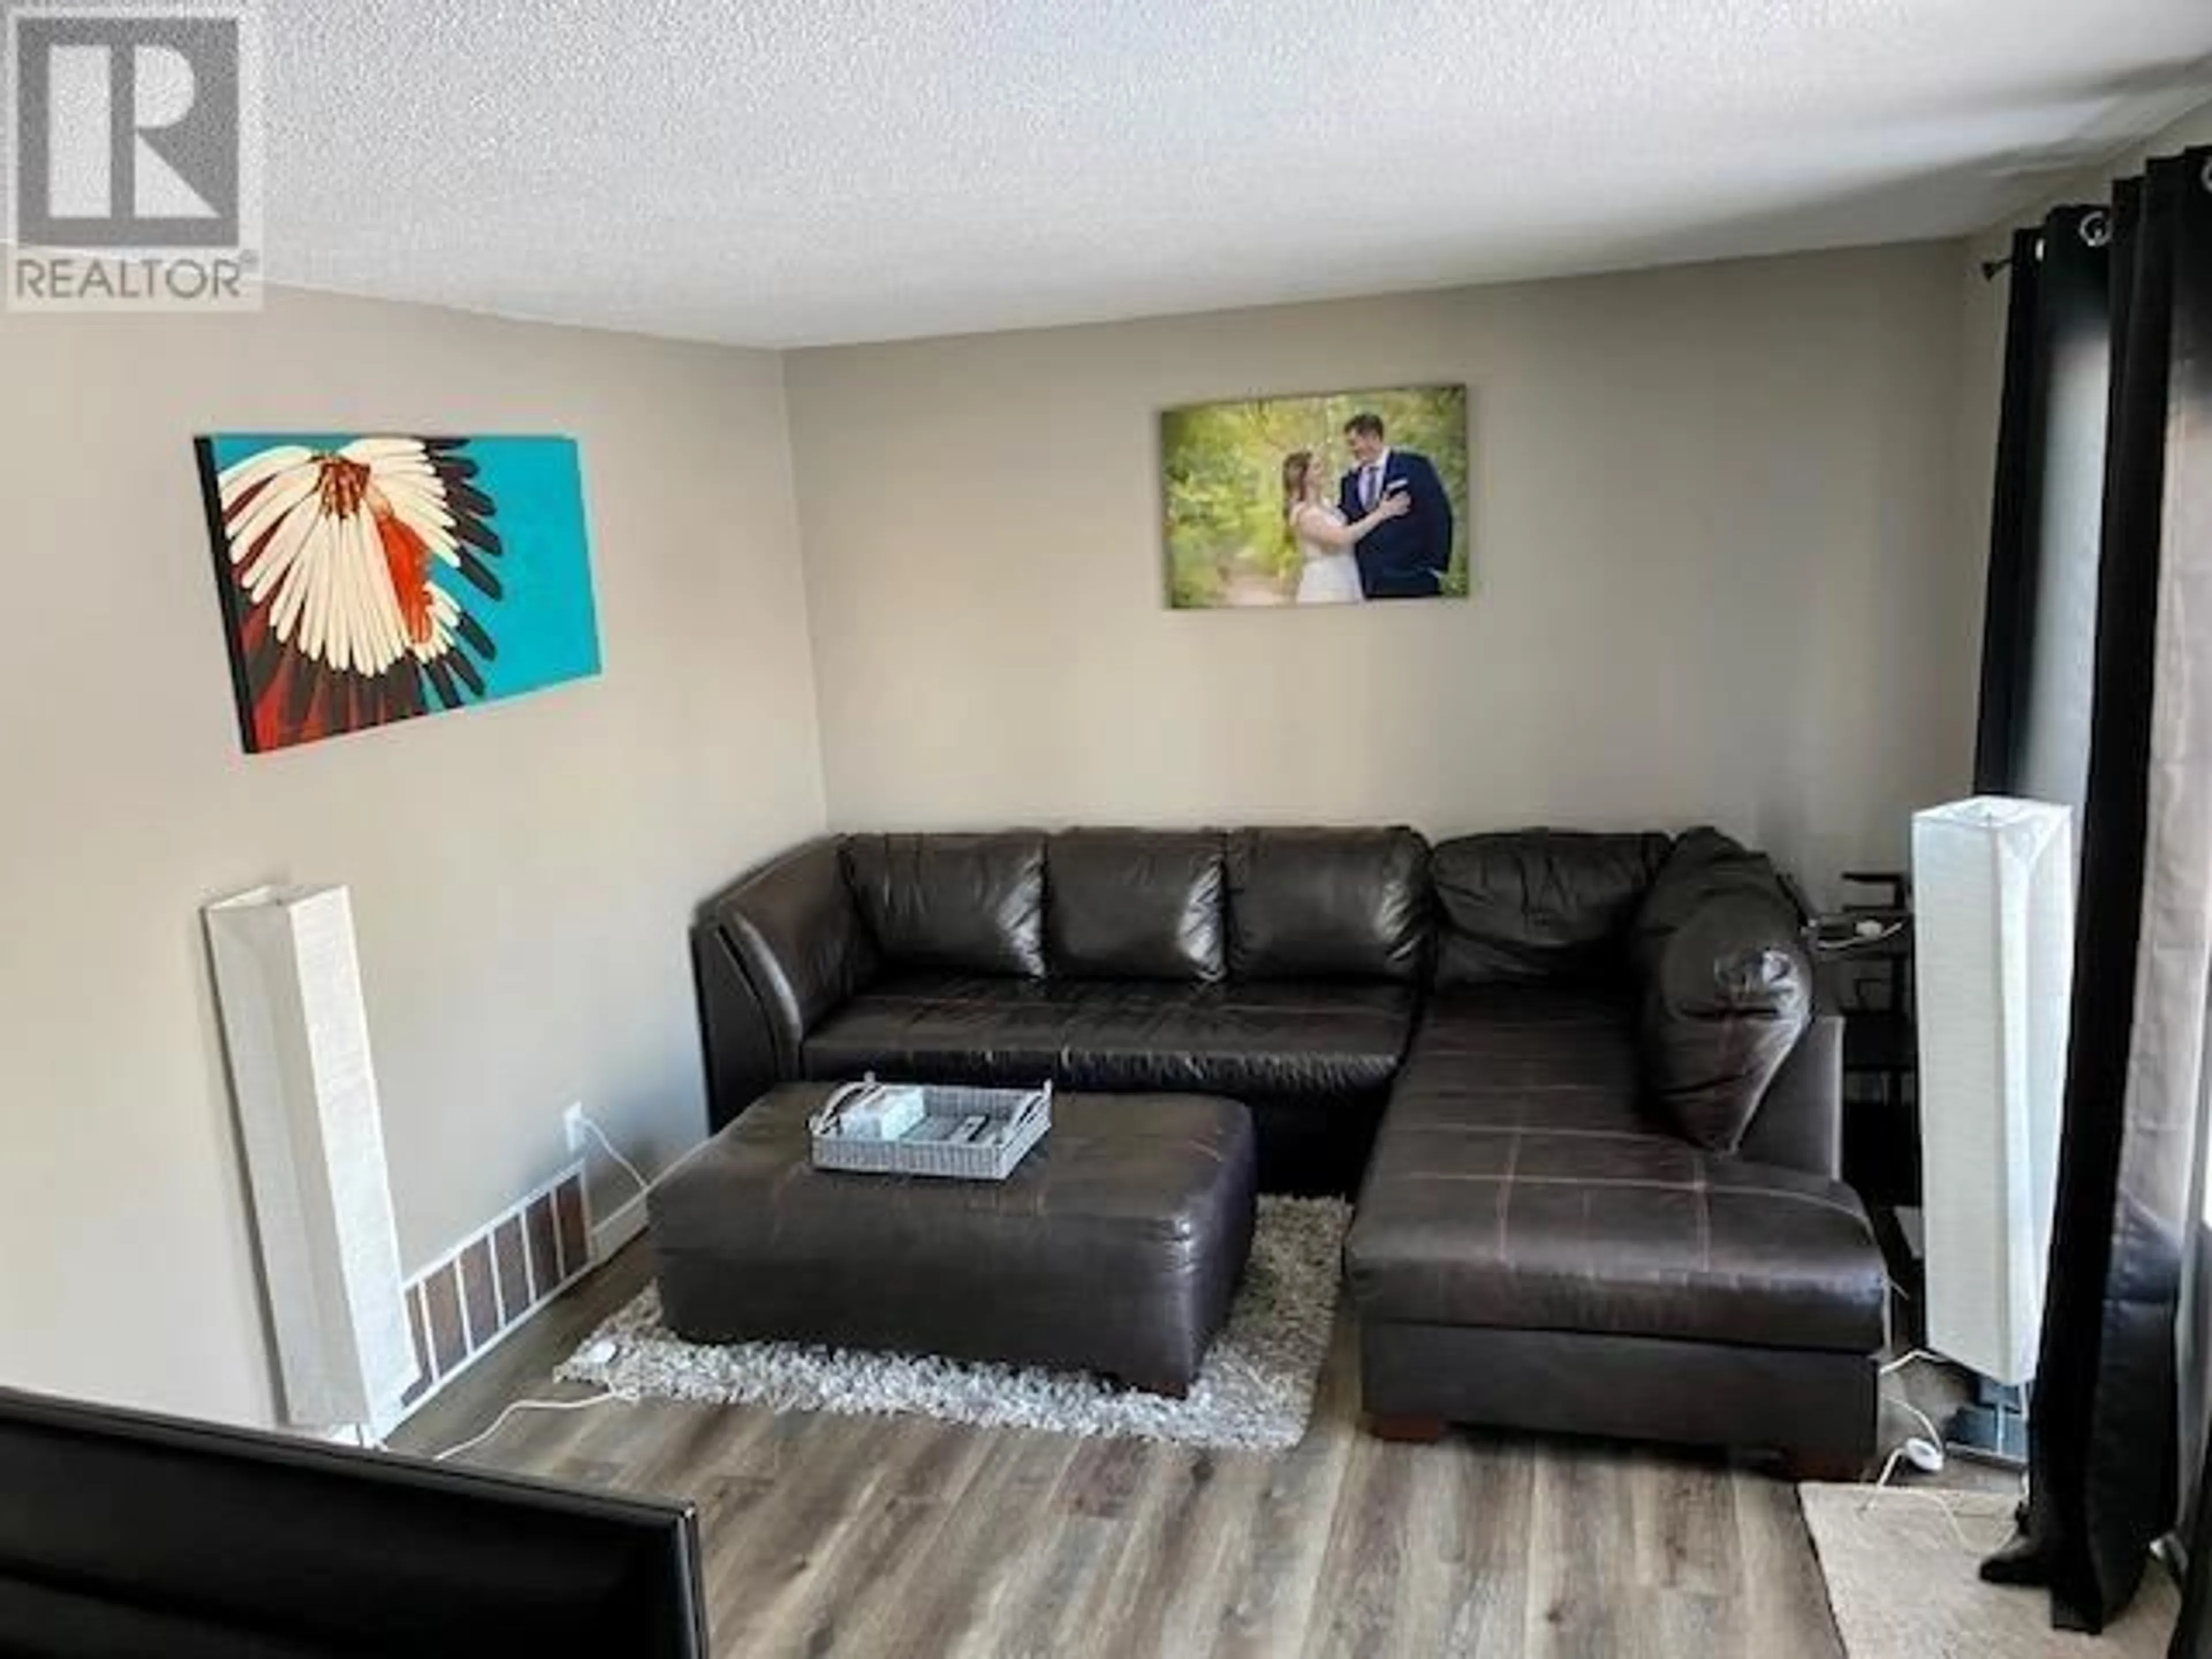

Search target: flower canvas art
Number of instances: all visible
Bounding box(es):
[195,434,600,753]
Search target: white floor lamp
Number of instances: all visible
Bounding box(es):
[205,885,421,1437]
[1911,797,2075,1463]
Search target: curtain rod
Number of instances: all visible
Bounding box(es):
[1980,154,2210,281]
[1980,236,2039,283]
[1980,209,2119,281]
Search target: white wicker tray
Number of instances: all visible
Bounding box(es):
[809,1077,1051,1181]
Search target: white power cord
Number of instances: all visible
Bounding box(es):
[575,1111,652,1199]
[1887,1394,1946,1452]
[415,1110,654,1465]
[1857,1383,2007,1555]
[429,1387,638,1463]
[1807,918,1908,953]
[1844,1344,2036,1554]
[1860,1350,1953,1493]
[574,1105,730,1210]
[1847,1486,2019,1554]
[570,1110,646,1203]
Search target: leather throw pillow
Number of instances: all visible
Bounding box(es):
[1631,829,1813,1153]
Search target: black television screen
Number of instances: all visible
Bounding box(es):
[0,1386,708,1658]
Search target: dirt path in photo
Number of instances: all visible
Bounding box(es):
[1219,548,1289,607]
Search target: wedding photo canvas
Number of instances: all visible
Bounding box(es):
[1160,384,1469,609]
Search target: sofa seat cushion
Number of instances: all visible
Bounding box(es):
[1346,987,1885,1354]
[802,970,1416,1099]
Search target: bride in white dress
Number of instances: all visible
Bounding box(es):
[1282,449,1410,605]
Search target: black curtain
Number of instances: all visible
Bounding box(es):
[1972,146,2212,1638]
[2160,148,2212,1659]
[1974,223,2052,792]
[1972,211,2109,797]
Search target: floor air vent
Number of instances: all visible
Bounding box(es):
[396,1163,592,1416]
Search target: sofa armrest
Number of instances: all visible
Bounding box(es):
[691,922,781,1134]
[1736,1010,1843,1179]
[695,839,877,1097]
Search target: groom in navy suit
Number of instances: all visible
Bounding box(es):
[1338,412,1453,598]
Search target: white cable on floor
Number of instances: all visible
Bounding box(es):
[1850,1380,2022,1556]
[347,1111,658,1467]
[429,1388,637,1463]
[1845,1485,2018,1554]
[406,1110,661,1464]
[1885,1393,1945,1450]
[1854,1380,1955,1512]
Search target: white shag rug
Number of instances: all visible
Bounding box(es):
[556,1195,1349,1453]
[1800,1483,2180,1658]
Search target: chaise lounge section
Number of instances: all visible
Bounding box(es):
[1347,983,1883,1467]
[689,822,1886,1467]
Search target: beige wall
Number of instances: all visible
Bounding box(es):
[786,242,1971,893]
[0,290,824,1424]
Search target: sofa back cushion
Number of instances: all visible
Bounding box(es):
[1431,830,1673,986]
[1630,828,1813,1153]
[711,839,878,1064]
[1047,829,1226,981]
[843,831,1047,977]
[1225,827,1429,982]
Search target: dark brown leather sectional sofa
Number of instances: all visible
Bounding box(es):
[690,825,1886,1467]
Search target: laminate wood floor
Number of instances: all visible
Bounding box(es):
[391,1242,1854,1658]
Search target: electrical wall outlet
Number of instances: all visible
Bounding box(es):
[562,1103,586,1153]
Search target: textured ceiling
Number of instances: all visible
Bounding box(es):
[258,0,2212,346]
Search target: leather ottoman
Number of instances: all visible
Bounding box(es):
[650,1084,1258,1396]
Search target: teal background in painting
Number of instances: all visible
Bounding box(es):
[206,434,600,703]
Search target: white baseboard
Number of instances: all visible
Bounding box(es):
[387,1162,591,1434]
[591,1192,647,1261]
